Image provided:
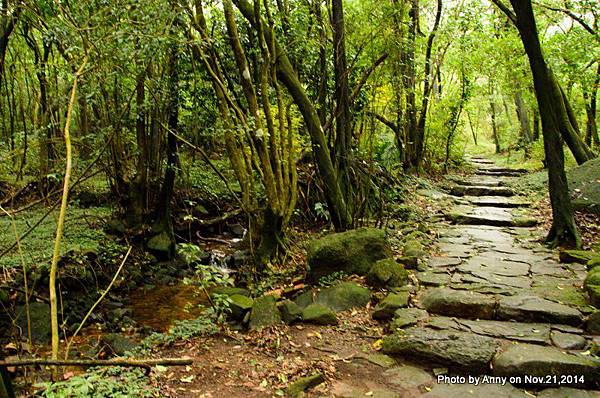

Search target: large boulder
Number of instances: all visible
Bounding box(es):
[366,259,409,288]
[307,228,391,281]
[315,282,371,312]
[586,311,600,335]
[249,295,281,330]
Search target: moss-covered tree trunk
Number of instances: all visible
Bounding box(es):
[506,0,581,248]
[233,0,350,231]
[151,27,179,260]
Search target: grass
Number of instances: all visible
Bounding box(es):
[0,205,113,271]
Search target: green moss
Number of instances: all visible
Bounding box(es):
[286,373,325,398]
[315,282,371,312]
[366,258,409,288]
[372,292,410,320]
[229,294,254,320]
[302,304,337,325]
[249,295,281,330]
[307,228,391,280]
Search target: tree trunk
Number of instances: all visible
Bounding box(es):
[507,0,580,248]
[584,62,599,148]
[514,88,532,158]
[233,0,350,230]
[331,0,352,205]
[489,94,501,153]
[403,0,419,170]
[152,32,179,259]
[415,0,443,169]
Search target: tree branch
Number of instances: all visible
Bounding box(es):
[535,2,596,36]
[491,0,517,25]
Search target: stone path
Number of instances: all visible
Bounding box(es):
[331,156,600,397]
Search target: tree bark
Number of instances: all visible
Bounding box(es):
[514,87,532,157]
[233,0,350,230]
[503,0,581,247]
[584,62,599,148]
[331,0,352,205]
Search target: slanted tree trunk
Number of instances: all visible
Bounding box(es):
[496,0,581,247]
[532,108,540,141]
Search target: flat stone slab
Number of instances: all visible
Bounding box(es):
[467,196,531,208]
[428,257,463,268]
[497,295,583,326]
[421,383,530,398]
[459,254,530,277]
[493,344,600,382]
[426,316,551,344]
[392,308,430,329]
[382,365,433,389]
[382,327,500,370]
[330,382,398,398]
[421,288,496,319]
[476,170,526,177]
[550,330,587,350]
[446,207,537,228]
[437,242,475,258]
[450,185,515,197]
[417,272,452,287]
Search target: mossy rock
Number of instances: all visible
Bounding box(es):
[302,304,337,325]
[249,295,281,330]
[588,256,600,271]
[307,228,391,281]
[586,311,600,335]
[372,292,410,320]
[584,269,600,307]
[403,240,425,258]
[294,290,315,309]
[229,294,254,320]
[584,268,600,288]
[315,282,371,312]
[402,231,428,244]
[286,373,326,398]
[366,258,409,288]
[512,217,537,227]
[560,250,598,265]
[278,300,303,324]
[0,289,8,304]
[587,285,600,308]
[146,231,174,260]
[100,333,138,356]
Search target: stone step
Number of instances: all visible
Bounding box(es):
[450,185,514,197]
[382,327,500,370]
[467,196,530,208]
[480,167,527,174]
[420,288,583,326]
[445,208,537,228]
[476,170,524,177]
[493,344,600,385]
[452,179,502,187]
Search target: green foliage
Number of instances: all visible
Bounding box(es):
[317,271,349,287]
[0,206,112,270]
[37,368,156,398]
